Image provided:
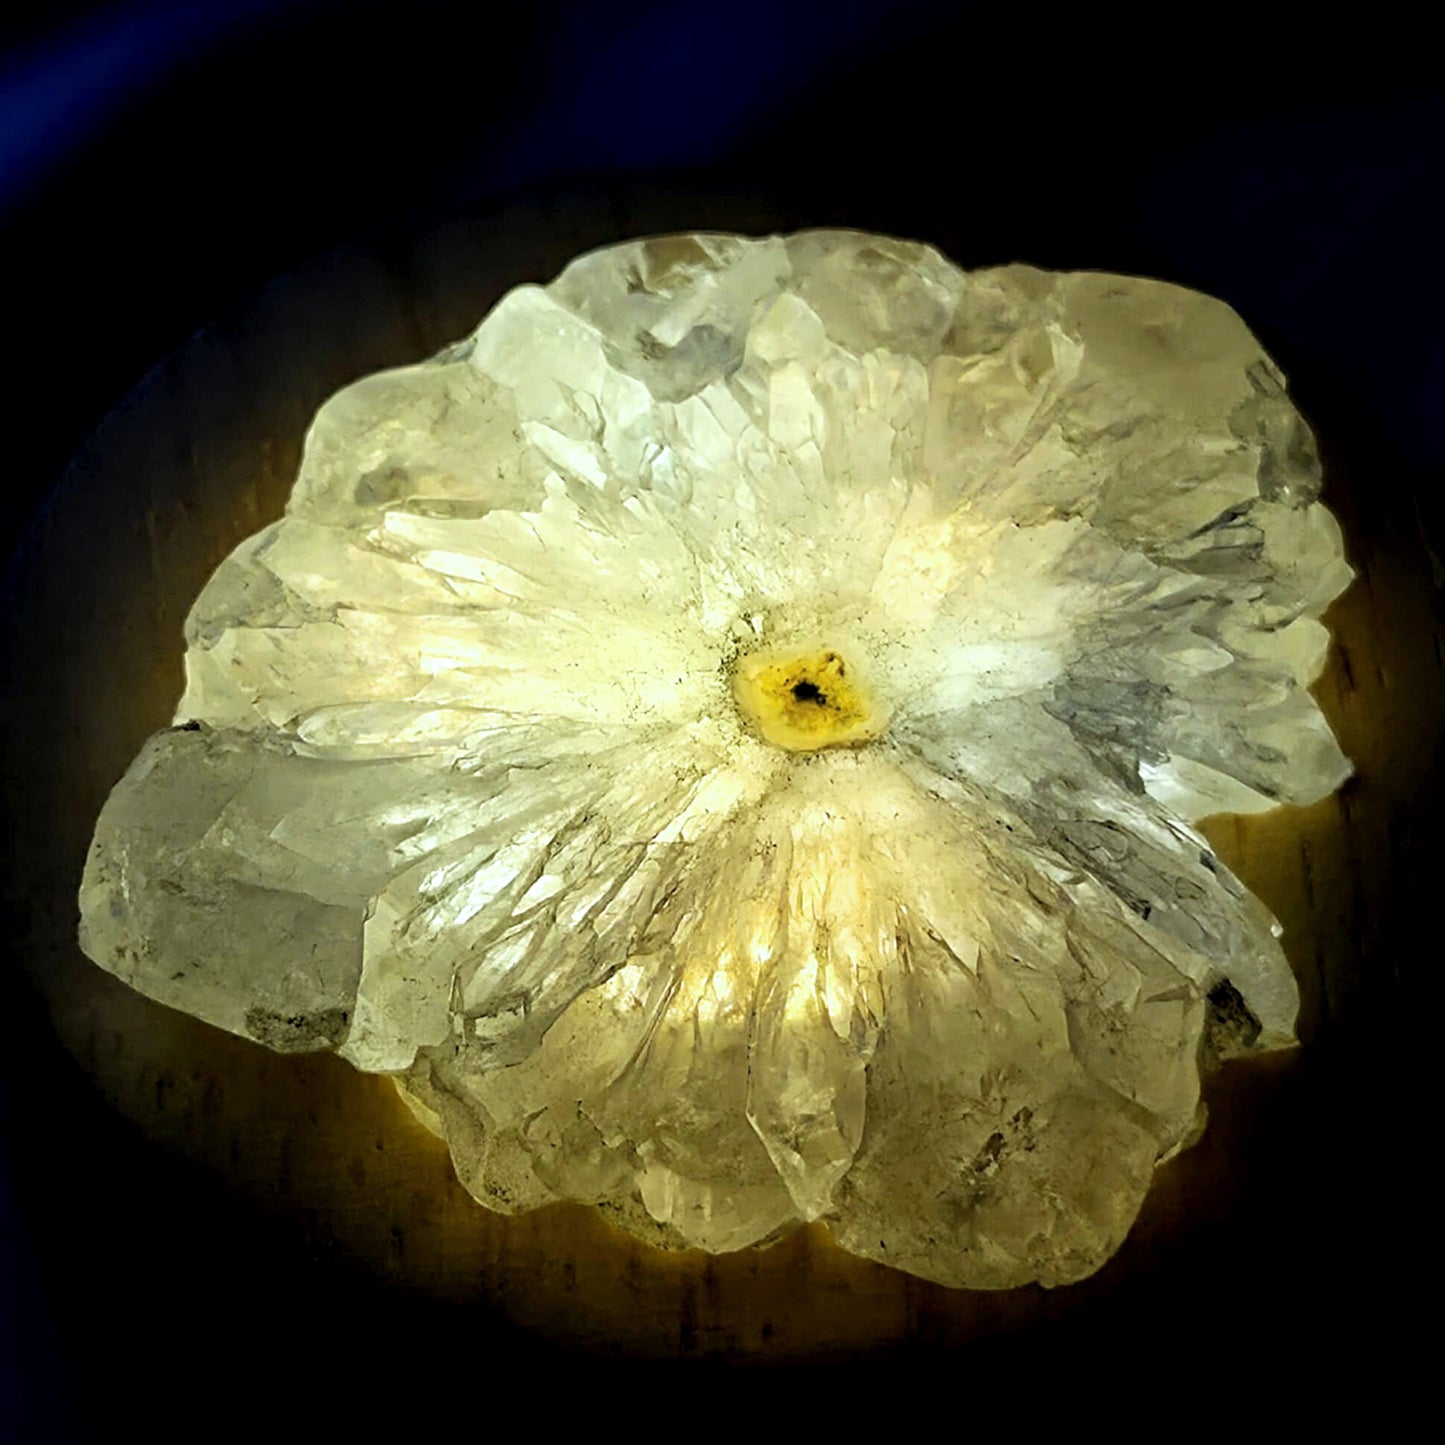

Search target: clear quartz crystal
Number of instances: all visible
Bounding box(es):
[79,232,1352,1288]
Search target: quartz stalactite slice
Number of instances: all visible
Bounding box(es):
[79,232,1353,1289]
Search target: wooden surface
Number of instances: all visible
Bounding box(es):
[3,210,1437,1388]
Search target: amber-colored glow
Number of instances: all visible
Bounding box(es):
[731,644,888,752]
[17,221,1417,1360]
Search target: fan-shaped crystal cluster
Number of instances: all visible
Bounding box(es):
[79,232,1352,1288]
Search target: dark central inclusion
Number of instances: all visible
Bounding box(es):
[730,643,886,751]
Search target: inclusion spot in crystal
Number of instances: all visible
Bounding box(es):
[732,645,889,752]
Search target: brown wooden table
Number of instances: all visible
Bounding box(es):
[4,206,1435,1391]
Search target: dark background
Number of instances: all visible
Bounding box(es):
[2,0,1439,1431]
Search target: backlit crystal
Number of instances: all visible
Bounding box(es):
[79,232,1352,1288]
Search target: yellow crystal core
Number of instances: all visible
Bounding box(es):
[731,644,889,752]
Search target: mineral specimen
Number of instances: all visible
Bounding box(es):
[79,231,1353,1288]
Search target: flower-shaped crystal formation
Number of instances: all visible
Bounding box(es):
[80,232,1352,1288]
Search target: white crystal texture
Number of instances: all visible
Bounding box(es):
[79,232,1352,1288]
